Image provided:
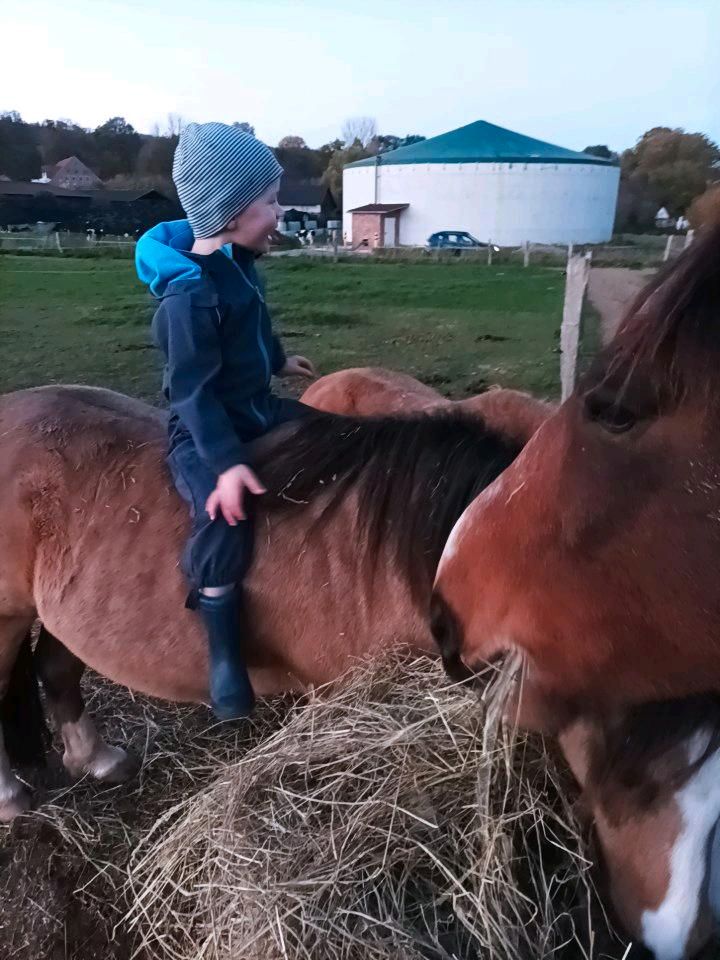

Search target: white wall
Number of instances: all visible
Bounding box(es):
[341,165,375,243]
[343,161,620,246]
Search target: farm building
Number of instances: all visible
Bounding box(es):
[278,179,339,227]
[43,156,103,190]
[343,120,620,248]
[0,181,181,233]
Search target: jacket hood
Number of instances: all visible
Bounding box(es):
[135,220,231,297]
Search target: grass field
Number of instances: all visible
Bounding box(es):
[0,254,588,401]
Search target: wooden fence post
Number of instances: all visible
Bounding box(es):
[663,235,674,262]
[523,241,530,267]
[487,241,493,266]
[560,252,592,402]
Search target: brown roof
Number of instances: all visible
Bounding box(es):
[46,156,100,179]
[348,203,409,214]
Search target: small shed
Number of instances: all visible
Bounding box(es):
[348,203,409,249]
[655,206,673,229]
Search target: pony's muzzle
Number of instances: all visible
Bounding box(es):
[430,591,474,683]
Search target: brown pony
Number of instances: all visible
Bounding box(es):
[433,224,720,719]
[0,384,519,821]
[557,703,720,959]
[301,366,447,415]
[433,225,720,958]
[302,366,555,444]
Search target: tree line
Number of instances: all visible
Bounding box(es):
[1,111,718,230]
[0,113,424,206]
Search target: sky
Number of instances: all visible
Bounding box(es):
[4,0,719,153]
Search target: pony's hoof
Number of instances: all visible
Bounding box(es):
[94,747,138,784]
[64,745,138,784]
[0,785,32,823]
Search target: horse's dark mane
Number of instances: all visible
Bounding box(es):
[256,409,521,597]
[591,693,720,818]
[583,223,720,408]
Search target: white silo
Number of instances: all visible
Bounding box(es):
[343,120,619,247]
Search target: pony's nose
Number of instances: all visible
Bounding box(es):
[430,592,473,682]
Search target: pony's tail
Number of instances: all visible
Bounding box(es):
[1,631,50,766]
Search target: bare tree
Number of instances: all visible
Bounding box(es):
[166,113,187,137]
[278,135,307,149]
[341,116,377,148]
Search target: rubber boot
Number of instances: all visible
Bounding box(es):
[197,589,255,720]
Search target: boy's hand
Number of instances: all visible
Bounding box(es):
[206,465,266,526]
[279,355,316,379]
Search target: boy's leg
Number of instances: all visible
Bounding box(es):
[168,439,257,720]
[196,585,255,720]
[191,515,256,719]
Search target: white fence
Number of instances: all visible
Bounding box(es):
[0,232,136,254]
[560,253,593,401]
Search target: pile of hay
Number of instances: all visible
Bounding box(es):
[127,657,617,960]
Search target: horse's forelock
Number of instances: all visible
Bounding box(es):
[588,224,720,412]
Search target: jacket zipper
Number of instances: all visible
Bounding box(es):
[229,258,271,429]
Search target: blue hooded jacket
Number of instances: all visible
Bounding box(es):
[136,220,288,474]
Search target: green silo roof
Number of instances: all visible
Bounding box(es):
[346,120,615,168]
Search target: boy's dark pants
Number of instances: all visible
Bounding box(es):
[166,399,310,718]
[168,436,255,718]
[168,436,255,592]
[168,398,310,590]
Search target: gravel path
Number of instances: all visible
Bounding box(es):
[587,267,656,343]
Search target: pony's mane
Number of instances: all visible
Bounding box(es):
[584,223,720,408]
[592,693,720,818]
[257,410,521,597]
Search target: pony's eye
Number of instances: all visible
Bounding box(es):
[584,393,638,434]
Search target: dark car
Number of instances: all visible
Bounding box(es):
[427,230,487,250]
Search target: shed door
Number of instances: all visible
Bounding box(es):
[383,217,397,247]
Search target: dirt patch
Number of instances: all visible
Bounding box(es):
[587,267,656,343]
[0,677,284,960]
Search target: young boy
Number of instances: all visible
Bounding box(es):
[136,122,316,720]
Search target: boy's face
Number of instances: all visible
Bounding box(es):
[223,181,282,253]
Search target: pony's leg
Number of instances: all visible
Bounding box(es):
[35,627,136,783]
[0,725,31,821]
[0,616,35,820]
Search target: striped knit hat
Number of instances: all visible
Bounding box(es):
[173,122,283,239]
